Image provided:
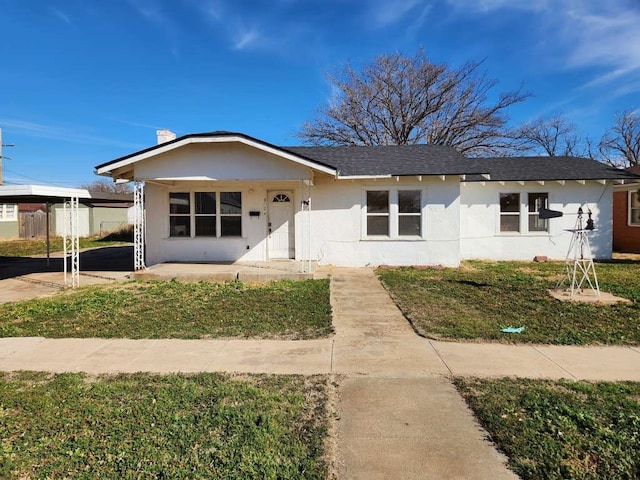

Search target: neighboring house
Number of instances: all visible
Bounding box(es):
[613,165,640,253]
[95,131,639,268]
[0,203,18,239]
[51,202,132,237]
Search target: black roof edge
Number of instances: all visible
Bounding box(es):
[95,131,338,173]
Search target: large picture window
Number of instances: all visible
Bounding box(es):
[169,191,242,238]
[364,189,423,238]
[630,191,640,226]
[499,193,520,232]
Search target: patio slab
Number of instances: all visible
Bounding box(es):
[131,261,315,283]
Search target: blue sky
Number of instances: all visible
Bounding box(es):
[0,0,639,187]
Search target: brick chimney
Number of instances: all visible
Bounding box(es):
[156,129,176,145]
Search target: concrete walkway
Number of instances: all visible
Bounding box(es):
[1,267,640,479]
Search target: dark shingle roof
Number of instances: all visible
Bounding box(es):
[464,157,640,182]
[283,144,485,176]
[96,131,640,182]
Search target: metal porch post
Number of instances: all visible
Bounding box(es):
[134,181,146,271]
[63,196,80,288]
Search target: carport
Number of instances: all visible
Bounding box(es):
[0,185,133,287]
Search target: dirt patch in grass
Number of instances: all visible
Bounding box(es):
[455,377,640,480]
[0,279,333,340]
[378,261,640,345]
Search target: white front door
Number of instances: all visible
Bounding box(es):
[268,191,294,259]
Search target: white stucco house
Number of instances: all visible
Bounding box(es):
[95,130,639,269]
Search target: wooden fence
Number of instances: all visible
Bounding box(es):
[19,210,48,238]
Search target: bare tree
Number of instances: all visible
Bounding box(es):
[298,49,529,156]
[599,110,640,167]
[80,179,132,194]
[511,114,585,156]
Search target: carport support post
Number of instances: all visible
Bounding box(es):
[45,202,51,267]
[63,196,80,288]
[133,181,146,271]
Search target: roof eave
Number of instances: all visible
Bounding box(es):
[96,133,338,178]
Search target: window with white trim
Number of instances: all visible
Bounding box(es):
[528,193,549,232]
[630,191,640,226]
[366,190,389,236]
[364,189,423,238]
[0,204,17,222]
[499,193,520,232]
[169,191,242,238]
[398,190,422,236]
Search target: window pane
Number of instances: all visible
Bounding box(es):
[170,193,190,214]
[399,216,421,236]
[500,216,520,232]
[399,190,421,213]
[170,216,190,237]
[221,216,242,237]
[195,192,216,214]
[220,192,242,215]
[195,216,216,236]
[367,216,389,236]
[528,193,548,213]
[631,209,640,225]
[367,191,389,214]
[631,192,640,208]
[528,216,548,232]
[500,193,520,212]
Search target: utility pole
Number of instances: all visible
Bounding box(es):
[0,128,16,186]
[0,127,3,185]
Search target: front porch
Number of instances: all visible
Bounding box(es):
[132,260,327,283]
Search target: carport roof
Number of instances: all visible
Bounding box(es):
[0,185,132,204]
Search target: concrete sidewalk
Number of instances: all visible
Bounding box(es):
[1,266,640,479]
[1,335,638,381]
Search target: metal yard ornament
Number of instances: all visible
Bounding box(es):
[540,207,600,297]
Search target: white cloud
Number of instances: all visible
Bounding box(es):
[446,0,550,13]
[448,0,640,94]
[368,0,425,27]
[233,28,260,50]
[0,119,141,149]
[563,4,640,71]
[50,8,72,25]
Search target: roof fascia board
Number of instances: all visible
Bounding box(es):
[96,135,337,177]
[0,185,92,199]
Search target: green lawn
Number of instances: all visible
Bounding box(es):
[0,279,333,340]
[377,261,640,345]
[455,377,640,480]
[0,372,330,479]
[0,234,131,257]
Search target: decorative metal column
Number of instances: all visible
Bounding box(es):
[300,179,313,273]
[133,181,146,271]
[63,196,80,288]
